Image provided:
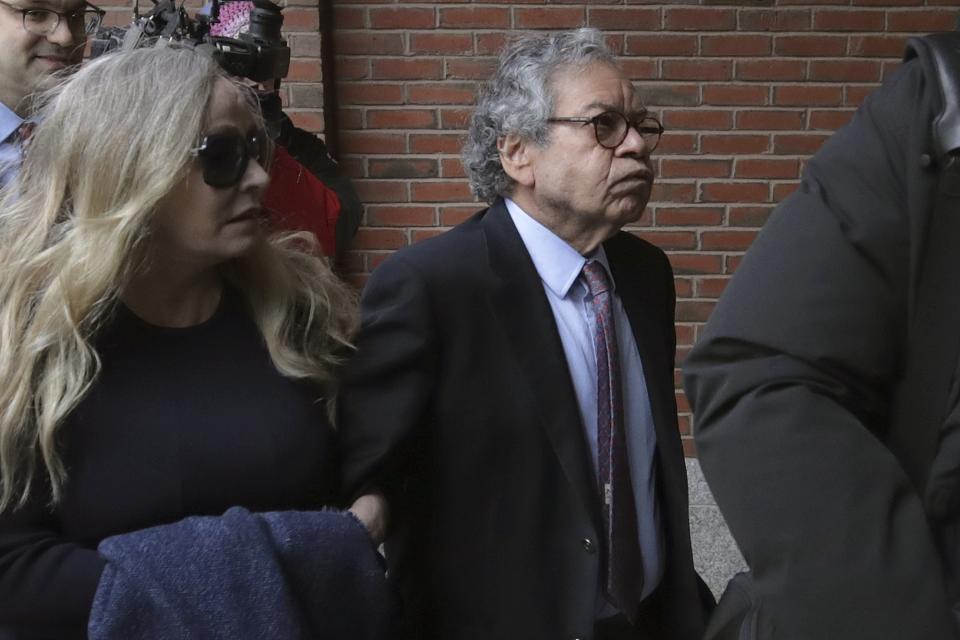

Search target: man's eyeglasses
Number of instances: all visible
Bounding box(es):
[190,128,268,188]
[0,0,104,36]
[547,111,664,152]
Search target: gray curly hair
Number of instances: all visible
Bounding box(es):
[462,28,616,203]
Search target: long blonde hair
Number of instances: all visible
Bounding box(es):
[0,46,356,512]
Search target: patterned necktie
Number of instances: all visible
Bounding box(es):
[582,260,644,622]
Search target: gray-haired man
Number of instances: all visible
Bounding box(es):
[340,28,712,640]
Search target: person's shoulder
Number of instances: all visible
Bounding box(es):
[375,205,491,274]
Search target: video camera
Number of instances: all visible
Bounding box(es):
[89,0,291,130]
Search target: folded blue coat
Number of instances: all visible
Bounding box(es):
[88,507,393,640]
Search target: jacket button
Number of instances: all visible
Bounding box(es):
[581,538,595,553]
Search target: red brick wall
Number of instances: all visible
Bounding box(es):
[331,1,958,456]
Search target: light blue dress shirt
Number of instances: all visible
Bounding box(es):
[505,198,665,614]
[0,101,24,188]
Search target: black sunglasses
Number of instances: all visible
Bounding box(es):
[547,111,664,151]
[189,128,268,188]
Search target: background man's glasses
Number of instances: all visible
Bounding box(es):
[0,0,104,36]
[190,128,268,188]
[547,111,664,151]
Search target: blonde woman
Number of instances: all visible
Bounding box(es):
[0,47,386,639]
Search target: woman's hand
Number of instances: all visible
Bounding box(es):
[348,492,389,545]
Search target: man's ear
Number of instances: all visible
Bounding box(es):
[498,133,535,188]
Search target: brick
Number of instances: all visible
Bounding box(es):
[641,84,701,108]
[338,109,363,130]
[656,133,698,155]
[662,60,733,81]
[336,58,369,81]
[352,227,407,250]
[286,59,322,82]
[625,35,698,57]
[664,7,735,31]
[476,32,509,56]
[411,181,474,202]
[848,35,910,58]
[334,32,404,56]
[773,134,830,155]
[701,134,770,154]
[655,207,725,226]
[738,9,811,31]
[700,182,769,203]
[809,60,881,83]
[290,33,320,58]
[669,253,723,275]
[288,84,323,109]
[736,110,805,130]
[774,85,843,107]
[650,182,697,204]
[695,277,731,299]
[663,110,733,130]
[773,182,801,201]
[367,109,438,130]
[410,33,475,56]
[642,231,698,250]
[338,83,404,105]
[446,59,498,81]
[675,324,696,348]
[409,134,463,154]
[439,108,472,130]
[774,35,847,57]
[587,8,659,30]
[888,10,957,33]
[701,35,772,57]
[372,58,444,81]
[369,7,435,29]
[287,111,324,133]
[283,7,319,30]
[516,7,586,29]
[408,83,478,105]
[439,7,510,28]
[813,9,885,31]
[676,300,715,322]
[366,205,437,227]
[339,131,406,155]
[411,229,447,244]
[659,159,731,179]
[853,0,922,4]
[620,59,658,81]
[735,158,800,179]
[725,254,744,274]
[703,85,769,106]
[440,206,478,226]
[736,59,806,81]
[674,279,693,300]
[332,6,364,29]
[369,159,439,180]
[441,159,467,178]
[845,85,877,107]
[809,109,854,130]
[729,206,773,227]
[352,180,408,204]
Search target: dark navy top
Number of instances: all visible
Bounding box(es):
[0,291,338,639]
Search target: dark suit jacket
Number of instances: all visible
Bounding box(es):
[340,199,710,640]
[684,57,960,639]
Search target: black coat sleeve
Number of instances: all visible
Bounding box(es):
[0,493,105,629]
[338,254,439,502]
[683,59,958,638]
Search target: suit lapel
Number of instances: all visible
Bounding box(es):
[604,240,675,452]
[482,201,602,532]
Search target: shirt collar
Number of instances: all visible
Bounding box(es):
[0,102,23,145]
[504,198,614,299]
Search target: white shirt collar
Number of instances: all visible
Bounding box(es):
[504,197,614,299]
